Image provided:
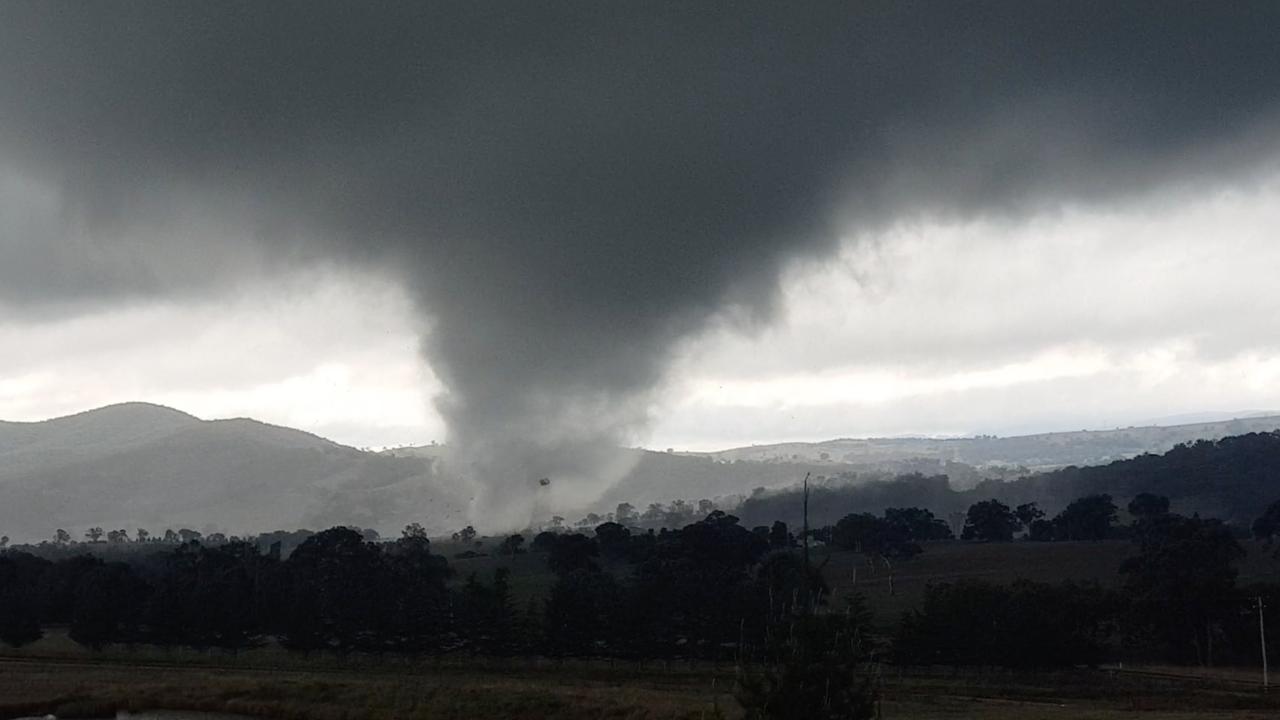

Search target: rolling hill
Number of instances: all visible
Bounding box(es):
[694,415,1280,470]
[732,430,1280,531]
[0,403,469,542]
[4,403,1278,542]
[391,415,1280,514]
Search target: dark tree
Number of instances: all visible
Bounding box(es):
[883,507,954,541]
[895,579,1113,668]
[0,552,49,647]
[530,530,559,552]
[1027,518,1056,542]
[641,503,665,526]
[662,500,697,528]
[543,567,624,656]
[144,541,272,650]
[614,502,636,526]
[737,485,877,719]
[755,551,826,621]
[1051,494,1118,541]
[1252,499,1280,544]
[1128,493,1171,520]
[1120,513,1244,665]
[1130,493,1173,542]
[630,512,769,658]
[70,562,148,649]
[737,610,877,720]
[768,520,792,549]
[85,527,104,543]
[545,533,599,575]
[35,554,102,623]
[497,533,525,555]
[279,527,387,652]
[0,590,42,647]
[593,521,631,560]
[459,568,520,654]
[384,532,452,651]
[831,513,884,553]
[831,511,925,558]
[1014,502,1045,529]
[961,500,1019,542]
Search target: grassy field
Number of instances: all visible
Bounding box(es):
[0,655,736,720]
[447,537,1280,625]
[826,537,1280,621]
[5,540,1279,718]
[3,654,1280,720]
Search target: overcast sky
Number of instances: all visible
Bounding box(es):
[2,3,1280,522]
[4,171,1279,451]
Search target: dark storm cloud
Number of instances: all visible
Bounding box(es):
[2,1,1279,524]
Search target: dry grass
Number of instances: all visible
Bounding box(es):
[5,655,1280,720]
[5,542,1280,718]
[0,657,736,720]
[883,695,1280,720]
[820,537,1280,624]
[416,538,1280,628]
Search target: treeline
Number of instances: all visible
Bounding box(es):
[3,496,1279,672]
[0,513,860,666]
[8,527,366,562]
[895,503,1280,668]
[0,529,454,652]
[733,431,1280,528]
[5,489,1280,677]
[807,492,1242,555]
[826,493,1280,668]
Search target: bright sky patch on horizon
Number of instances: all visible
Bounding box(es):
[4,174,1279,452]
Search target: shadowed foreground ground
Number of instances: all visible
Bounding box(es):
[4,541,1278,719]
[3,655,1280,720]
[447,538,1280,628]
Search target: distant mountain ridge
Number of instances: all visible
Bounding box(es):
[0,402,339,476]
[389,413,1280,512]
[0,403,469,543]
[692,415,1280,470]
[4,403,1279,542]
[733,430,1280,530]
[0,402,202,476]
